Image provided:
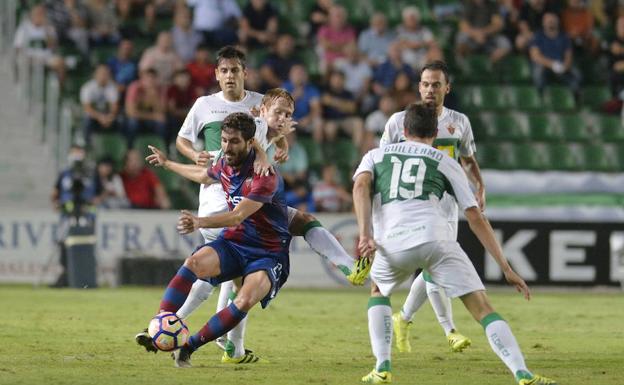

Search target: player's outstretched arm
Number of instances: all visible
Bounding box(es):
[353,172,376,259]
[177,198,264,233]
[464,207,531,300]
[146,145,214,185]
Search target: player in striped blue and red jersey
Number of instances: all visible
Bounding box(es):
[152,112,291,367]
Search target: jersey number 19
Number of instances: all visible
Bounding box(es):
[388,155,427,200]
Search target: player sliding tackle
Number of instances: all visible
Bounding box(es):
[146,112,294,367]
[353,103,556,385]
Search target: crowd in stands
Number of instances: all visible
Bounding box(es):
[13,0,622,213]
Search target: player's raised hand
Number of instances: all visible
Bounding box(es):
[278,119,297,137]
[503,268,531,301]
[194,151,212,167]
[177,210,199,235]
[273,148,289,163]
[358,236,377,260]
[253,158,275,177]
[146,145,168,167]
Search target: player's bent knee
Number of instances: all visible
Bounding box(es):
[370,282,382,296]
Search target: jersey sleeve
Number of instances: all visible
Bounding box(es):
[177,97,202,142]
[438,157,478,211]
[207,159,222,181]
[379,113,400,147]
[247,173,278,203]
[458,114,476,157]
[352,150,376,181]
[253,118,270,151]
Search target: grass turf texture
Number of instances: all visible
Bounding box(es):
[2,286,622,385]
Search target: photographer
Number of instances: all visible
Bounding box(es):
[50,144,96,287]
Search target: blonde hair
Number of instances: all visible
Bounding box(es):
[261,88,295,109]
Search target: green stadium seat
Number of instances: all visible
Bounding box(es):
[596,115,624,142]
[500,55,531,83]
[91,46,117,65]
[544,86,576,111]
[471,86,509,110]
[247,48,269,68]
[454,86,477,112]
[582,86,611,111]
[300,48,320,77]
[478,142,515,169]
[553,114,589,142]
[459,55,492,83]
[508,86,543,112]
[528,114,561,142]
[583,144,618,172]
[513,142,548,171]
[134,134,166,160]
[154,166,180,192]
[546,143,583,171]
[467,113,488,140]
[489,112,529,141]
[91,132,128,168]
[298,136,323,172]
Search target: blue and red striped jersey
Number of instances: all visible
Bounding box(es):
[208,149,290,253]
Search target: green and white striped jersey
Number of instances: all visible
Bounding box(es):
[353,141,478,254]
[380,107,476,161]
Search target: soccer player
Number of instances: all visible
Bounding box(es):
[380,60,484,353]
[152,112,291,368]
[353,103,556,385]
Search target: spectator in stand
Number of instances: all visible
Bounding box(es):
[166,69,200,144]
[358,12,397,67]
[260,34,302,90]
[120,149,171,209]
[388,71,419,110]
[372,42,415,97]
[316,5,356,72]
[455,0,512,64]
[171,6,203,63]
[139,31,184,86]
[279,133,314,212]
[313,164,352,212]
[282,64,323,140]
[498,0,521,47]
[609,16,624,97]
[124,68,167,147]
[45,0,89,55]
[107,39,138,98]
[187,0,241,48]
[81,64,120,144]
[561,0,599,55]
[114,0,141,38]
[516,0,550,52]
[186,45,216,94]
[239,0,279,48]
[308,0,333,41]
[334,43,373,112]
[396,6,443,71]
[529,12,582,98]
[85,0,121,46]
[320,70,364,150]
[13,4,66,84]
[93,156,129,209]
[364,93,397,151]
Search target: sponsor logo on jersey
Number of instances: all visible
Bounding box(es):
[226,195,244,207]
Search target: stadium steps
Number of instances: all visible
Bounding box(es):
[0,61,56,208]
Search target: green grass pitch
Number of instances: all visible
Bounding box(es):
[2,285,623,385]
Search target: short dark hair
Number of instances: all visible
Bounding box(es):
[420,60,450,83]
[404,102,438,138]
[222,112,256,141]
[216,45,247,69]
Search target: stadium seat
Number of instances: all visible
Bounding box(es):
[550,113,589,142]
[298,136,324,172]
[546,143,583,171]
[459,55,492,83]
[91,132,128,168]
[596,115,624,142]
[91,46,116,65]
[471,86,509,111]
[583,144,619,172]
[544,86,576,111]
[508,86,543,112]
[454,86,477,112]
[300,48,320,77]
[467,113,488,140]
[247,48,269,68]
[528,114,561,142]
[489,112,529,141]
[582,86,611,111]
[134,134,166,160]
[500,55,531,84]
[154,166,180,192]
[513,142,548,171]
[332,138,359,168]
[478,142,515,169]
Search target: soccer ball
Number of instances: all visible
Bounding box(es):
[147,312,190,351]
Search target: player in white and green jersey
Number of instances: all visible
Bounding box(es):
[354,103,556,385]
[381,61,485,353]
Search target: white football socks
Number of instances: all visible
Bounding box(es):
[426,281,455,335]
[176,279,215,319]
[482,313,529,376]
[400,273,428,321]
[368,297,392,372]
[304,226,354,274]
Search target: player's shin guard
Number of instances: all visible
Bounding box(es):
[400,273,428,321]
[426,281,455,335]
[303,221,354,275]
[368,297,392,373]
[160,265,198,313]
[481,312,531,379]
[176,279,215,319]
[187,303,247,352]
